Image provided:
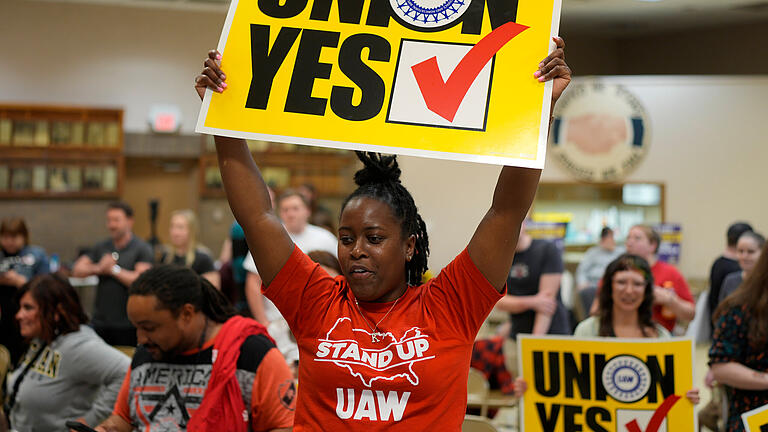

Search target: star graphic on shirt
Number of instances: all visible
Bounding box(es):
[147,385,190,423]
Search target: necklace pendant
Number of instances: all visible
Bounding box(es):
[371,332,385,343]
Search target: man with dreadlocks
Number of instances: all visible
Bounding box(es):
[193,37,571,430]
[95,266,295,432]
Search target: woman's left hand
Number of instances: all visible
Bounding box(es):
[513,377,528,398]
[535,37,571,106]
[685,388,700,405]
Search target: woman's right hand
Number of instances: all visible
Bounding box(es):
[704,369,716,388]
[513,377,528,398]
[194,50,227,101]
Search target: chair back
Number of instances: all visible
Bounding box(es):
[467,367,489,401]
[462,415,499,432]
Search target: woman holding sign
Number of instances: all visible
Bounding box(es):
[514,254,700,403]
[711,240,768,432]
[191,39,570,430]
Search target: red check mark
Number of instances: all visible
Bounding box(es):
[411,21,529,122]
[625,395,682,432]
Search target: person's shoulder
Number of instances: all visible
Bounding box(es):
[713,255,738,267]
[56,325,93,347]
[723,270,742,284]
[93,238,113,250]
[23,244,47,256]
[538,239,560,254]
[574,316,599,337]
[306,224,336,238]
[654,260,681,274]
[717,302,749,322]
[653,324,671,338]
[61,326,130,365]
[193,247,215,263]
[237,334,278,373]
[130,235,153,250]
[131,345,155,369]
[230,221,245,237]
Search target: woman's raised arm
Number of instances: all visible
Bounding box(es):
[195,50,294,285]
[467,37,571,291]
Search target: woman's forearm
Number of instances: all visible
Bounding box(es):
[711,362,768,390]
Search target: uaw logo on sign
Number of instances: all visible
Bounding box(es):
[389,0,473,30]
[549,81,650,182]
[196,0,563,167]
[518,335,696,432]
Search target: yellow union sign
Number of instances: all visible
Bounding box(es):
[518,335,696,432]
[742,403,768,432]
[195,0,562,167]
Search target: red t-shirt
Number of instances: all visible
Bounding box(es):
[264,246,504,431]
[651,260,694,331]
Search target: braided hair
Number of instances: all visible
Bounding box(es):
[341,152,429,285]
[130,265,235,323]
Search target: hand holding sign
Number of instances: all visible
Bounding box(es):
[195,50,227,100]
[536,37,570,110]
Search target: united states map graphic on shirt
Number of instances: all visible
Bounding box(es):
[314,317,435,387]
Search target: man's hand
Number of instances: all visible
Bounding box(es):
[531,292,557,315]
[97,254,117,275]
[194,50,227,101]
[94,415,132,432]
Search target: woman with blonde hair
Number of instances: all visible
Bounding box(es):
[161,209,220,289]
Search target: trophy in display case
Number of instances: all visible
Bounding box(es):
[83,166,104,190]
[11,167,33,191]
[86,122,106,147]
[12,121,36,146]
[51,122,72,146]
[0,119,11,146]
[48,166,82,192]
[0,166,9,191]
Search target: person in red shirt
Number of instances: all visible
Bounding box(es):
[192,39,571,431]
[625,224,695,331]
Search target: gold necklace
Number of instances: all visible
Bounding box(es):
[354,297,400,343]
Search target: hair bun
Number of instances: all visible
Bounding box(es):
[353,152,402,186]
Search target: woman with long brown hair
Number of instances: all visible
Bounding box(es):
[710,240,768,432]
[578,254,668,338]
[514,254,699,403]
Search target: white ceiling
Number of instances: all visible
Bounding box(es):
[25,0,768,36]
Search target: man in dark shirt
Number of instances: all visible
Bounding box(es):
[73,202,153,346]
[471,222,569,393]
[496,222,570,339]
[707,222,752,332]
